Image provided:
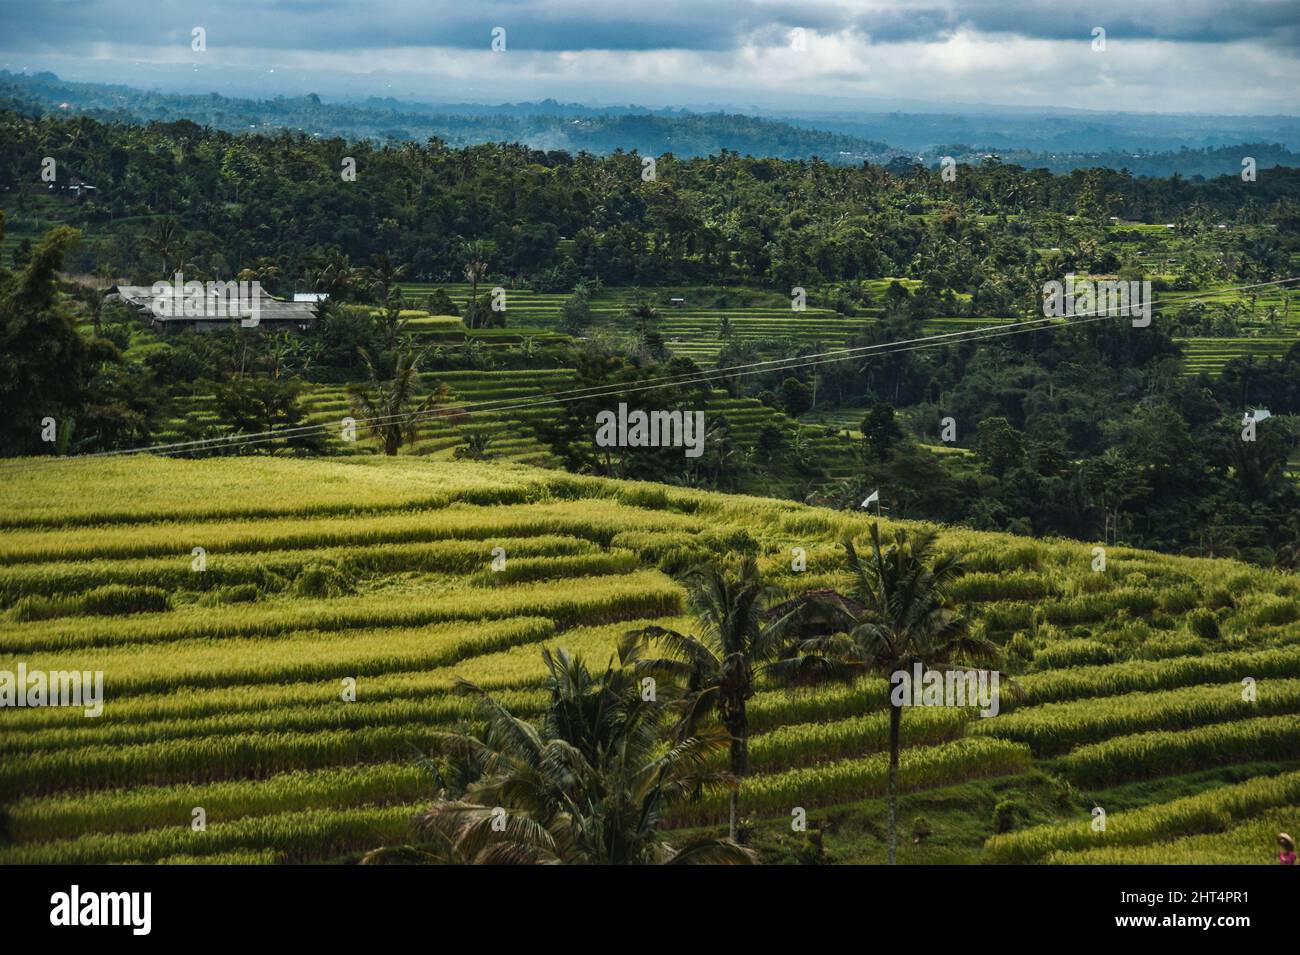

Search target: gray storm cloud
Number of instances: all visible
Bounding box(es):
[4,0,1298,52]
[0,0,1296,113]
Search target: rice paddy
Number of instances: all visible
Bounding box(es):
[2,455,1298,863]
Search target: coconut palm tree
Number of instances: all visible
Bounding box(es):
[625,299,659,335]
[149,217,183,276]
[363,252,409,303]
[237,257,283,295]
[305,249,363,301]
[621,557,814,840]
[363,648,755,865]
[452,431,493,461]
[793,523,1000,863]
[462,259,489,328]
[373,288,410,352]
[517,335,542,361]
[345,347,433,455]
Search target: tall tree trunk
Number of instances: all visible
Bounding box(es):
[728,701,748,842]
[887,701,901,864]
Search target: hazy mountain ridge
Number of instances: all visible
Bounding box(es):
[3,71,1297,177]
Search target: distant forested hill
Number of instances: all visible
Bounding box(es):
[0,72,899,163]
[1,70,1297,177]
[924,144,1300,179]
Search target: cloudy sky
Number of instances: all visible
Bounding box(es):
[2,0,1298,114]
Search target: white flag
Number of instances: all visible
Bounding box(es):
[861,489,879,509]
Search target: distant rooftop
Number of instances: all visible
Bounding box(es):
[106,284,318,327]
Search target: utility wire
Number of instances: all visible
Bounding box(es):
[4,276,1296,469]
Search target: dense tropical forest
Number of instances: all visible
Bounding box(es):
[4,104,1300,567]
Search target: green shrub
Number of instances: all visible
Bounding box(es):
[1206,587,1236,610]
[608,531,694,561]
[1073,572,1114,594]
[615,486,671,510]
[1222,573,1257,595]
[291,564,355,598]
[962,544,1042,573]
[794,829,834,865]
[1186,608,1221,640]
[1006,632,1035,661]
[993,799,1030,834]
[1100,621,1153,652]
[1042,590,1159,625]
[1158,586,1201,614]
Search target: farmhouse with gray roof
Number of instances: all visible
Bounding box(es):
[105,284,319,334]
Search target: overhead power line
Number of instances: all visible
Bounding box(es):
[4,276,1296,470]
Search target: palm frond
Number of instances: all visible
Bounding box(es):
[664,836,760,865]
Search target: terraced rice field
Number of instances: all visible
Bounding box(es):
[1,455,1298,863]
[1175,336,1299,377]
[398,278,1300,380]
[401,283,867,365]
[158,367,863,483]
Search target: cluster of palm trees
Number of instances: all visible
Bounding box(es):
[363,647,757,865]
[370,522,1002,865]
[145,225,425,307]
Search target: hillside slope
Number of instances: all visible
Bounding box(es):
[1,455,1298,863]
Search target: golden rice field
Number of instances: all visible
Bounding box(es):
[1,455,1299,864]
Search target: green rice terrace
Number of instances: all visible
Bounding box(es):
[162,372,861,484]
[393,278,1300,377]
[1,455,1298,864]
[131,272,1300,498]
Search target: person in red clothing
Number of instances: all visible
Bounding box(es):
[1280,833,1296,865]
